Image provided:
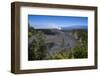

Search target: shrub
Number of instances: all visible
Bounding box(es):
[73,43,87,58]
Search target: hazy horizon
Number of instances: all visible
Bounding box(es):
[28,15,88,29]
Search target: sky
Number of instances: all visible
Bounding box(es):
[28,15,88,29]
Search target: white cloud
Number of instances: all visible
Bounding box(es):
[33,23,61,29]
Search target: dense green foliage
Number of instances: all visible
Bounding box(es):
[48,43,87,59]
[73,30,88,58]
[28,25,47,60]
[28,24,36,38]
[75,29,88,42]
[47,49,73,59]
[73,43,87,58]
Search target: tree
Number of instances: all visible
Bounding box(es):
[28,31,47,60]
[72,30,88,58]
[73,42,87,58]
[28,23,36,38]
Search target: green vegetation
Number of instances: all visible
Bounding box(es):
[73,29,88,58]
[46,30,88,59]
[47,49,73,59]
[28,24,88,60]
[73,43,87,58]
[28,25,47,60]
[47,43,87,59]
[28,24,36,38]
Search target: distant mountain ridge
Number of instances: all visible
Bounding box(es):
[61,25,87,30]
[31,24,87,30]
